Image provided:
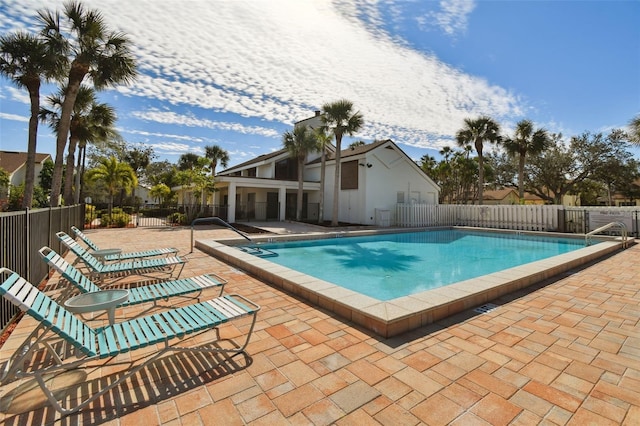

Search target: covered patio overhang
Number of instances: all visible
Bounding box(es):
[214,176,321,223]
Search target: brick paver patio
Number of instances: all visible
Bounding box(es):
[0,225,638,425]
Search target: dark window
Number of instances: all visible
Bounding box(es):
[247,167,256,177]
[341,160,358,190]
[275,158,297,180]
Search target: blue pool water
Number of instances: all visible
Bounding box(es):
[247,230,589,301]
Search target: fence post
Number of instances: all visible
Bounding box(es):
[557,208,565,233]
[24,207,32,282]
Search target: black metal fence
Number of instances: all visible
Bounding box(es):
[84,202,320,228]
[0,204,85,333]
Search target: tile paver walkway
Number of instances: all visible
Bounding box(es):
[0,225,638,425]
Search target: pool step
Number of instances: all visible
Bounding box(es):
[237,246,278,258]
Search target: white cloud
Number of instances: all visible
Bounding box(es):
[0,112,28,122]
[7,87,30,104]
[421,0,476,37]
[0,0,522,152]
[148,141,193,155]
[123,128,206,143]
[131,110,280,138]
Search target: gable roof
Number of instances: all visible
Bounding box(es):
[0,151,51,174]
[218,148,289,175]
[483,188,518,201]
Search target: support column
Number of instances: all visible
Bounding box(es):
[279,186,286,221]
[228,182,237,223]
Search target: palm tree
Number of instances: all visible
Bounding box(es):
[85,156,137,215]
[419,154,438,179]
[455,116,501,205]
[503,119,550,201]
[149,183,171,207]
[39,1,137,206]
[313,127,332,224]
[283,125,318,221]
[204,145,230,177]
[0,31,66,208]
[321,99,364,226]
[203,144,229,210]
[40,85,118,204]
[124,146,155,204]
[177,153,201,171]
[629,115,640,145]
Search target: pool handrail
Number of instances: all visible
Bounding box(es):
[191,217,253,253]
[585,221,628,248]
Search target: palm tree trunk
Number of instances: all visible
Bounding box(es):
[296,158,304,221]
[332,136,342,226]
[319,149,326,224]
[63,136,78,204]
[518,154,526,201]
[73,145,84,204]
[22,81,41,209]
[477,155,484,205]
[50,78,82,206]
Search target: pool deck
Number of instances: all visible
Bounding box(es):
[0,223,639,425]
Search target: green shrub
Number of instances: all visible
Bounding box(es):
[100,208,131,228]
[168,212,187,225]
[85,204,96,224]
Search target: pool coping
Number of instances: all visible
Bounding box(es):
[196,227,627,337]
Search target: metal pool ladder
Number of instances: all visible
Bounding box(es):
[190,217,253,253]
[585,221,628,248]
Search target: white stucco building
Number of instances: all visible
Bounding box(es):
[210,137,439,226]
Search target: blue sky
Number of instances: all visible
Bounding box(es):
[1,0,639,168]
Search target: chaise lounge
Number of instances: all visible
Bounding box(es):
[0,267,260,414]
[71,225,178,262]
[57,231,185,284]
[40,246,226,310]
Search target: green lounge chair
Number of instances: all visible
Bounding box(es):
[39,246,226,308]
[71,225,178,262]
[57,231,185,284]
[0,267,260,414]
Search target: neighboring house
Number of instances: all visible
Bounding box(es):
[482,188,546,205]
[596,179,640,206]
[0,151,52,197]
[210,136,440,225]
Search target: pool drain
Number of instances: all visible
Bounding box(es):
[474,303,499,314]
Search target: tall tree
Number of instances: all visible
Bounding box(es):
[40,85,118,204]
[85,156,137,214]
[177,153,201,171]
[321,99,364,226]
[203,144,229,209]
[204,144,230,177]
[313,127,332,224]
[283,125,318,221]
[455,116,501,205]
[629,115,640,145]
[419,154,438,180]
[524,131,632,204]
[0,31,66,208]
[39,1,137,206]
[123,145,155,203]
[502,119,550,201]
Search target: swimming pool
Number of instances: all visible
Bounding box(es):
[197,227,625,337]
[249,230,588,301]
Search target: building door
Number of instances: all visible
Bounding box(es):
[247,193,256,219]
[285,193,296,219]
[266,192,279,220]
